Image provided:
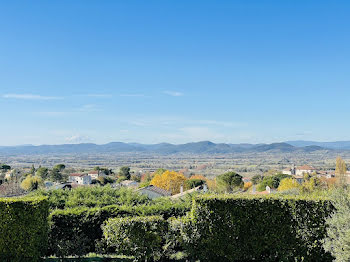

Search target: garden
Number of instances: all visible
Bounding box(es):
[1,186,350,261]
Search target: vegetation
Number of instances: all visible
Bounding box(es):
[324,189,350,262]
[32,186,149,209]
[278,178,300,191]
[102,216,167,261]
[0,196,49,261]
[215,171,243,192]
[150,171,187,194]
[21,175,43,191]
[179,194,334,261]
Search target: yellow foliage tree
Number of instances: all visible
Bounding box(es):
[20,175,43,191]
[150,170,187,195]
[189,174,207,181]
[335,156,347,187]
[243,181,253,191]
[206,179,217,191]
[278,178,300,192]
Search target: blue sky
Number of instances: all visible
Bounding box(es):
[1,1,350,145]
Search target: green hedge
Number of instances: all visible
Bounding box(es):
[48,202,189,257]
[0,196,49,261]
[102,216,167,261]
[179,194,334,262]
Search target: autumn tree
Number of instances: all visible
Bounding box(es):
[335,156,347,187]
[243,181,253,191]
[21,175,43,191]
[278,178,300,192]
[150,170,187,194]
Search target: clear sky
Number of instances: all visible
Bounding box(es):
[1,1,350,145]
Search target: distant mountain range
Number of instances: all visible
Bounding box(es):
[0,140,346,155]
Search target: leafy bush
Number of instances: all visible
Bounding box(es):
[257,173,291,192]
[102,216,167,261]
[48,199,190,257]
[179,194,334,262]
[216,171,243,192]
[48,205,134,257]
[324,189,350,262]
[0,196,49,261]
[34,185,149,209]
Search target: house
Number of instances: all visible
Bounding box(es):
[137,185,171,199]
[69,173,92,185]
[120,180,139,188]
[283,167,295,176]
[295,165,316,176]
[88,170,100,180]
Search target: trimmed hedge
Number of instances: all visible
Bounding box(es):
[102,216,167,261]
[0,196,49,261]
[179,194,334,262]
[48,202,189,257]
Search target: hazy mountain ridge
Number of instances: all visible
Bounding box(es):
[0,140,339,155]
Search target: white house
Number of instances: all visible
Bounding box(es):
[88,170,100,180]
[295,165,316,176]
[69,173,92,185]
[137,185,171,199]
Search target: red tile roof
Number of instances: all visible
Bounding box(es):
[69,173,86,177]
[297,165,315,170]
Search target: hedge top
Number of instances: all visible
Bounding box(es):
[0,196,48,204]
[195,193,331,202]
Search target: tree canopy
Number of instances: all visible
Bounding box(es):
[216,172,243,192]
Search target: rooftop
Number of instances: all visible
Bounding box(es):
[138,185,171,196]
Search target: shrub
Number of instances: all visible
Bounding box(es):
[102,216,167,261]
[33,185,149,209]
[48,200,190,256]
[324,189,350,262]
[0,196,49,261]
[48,205,134,257]
[216,172,243,192]
[180,194,334,262]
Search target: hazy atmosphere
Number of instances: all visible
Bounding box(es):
[1,1,350,145]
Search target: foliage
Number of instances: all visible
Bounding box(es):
[153,168,167,176]
[251,174,264,185]
[189,174,207,181]
[21,175,43,191]
[336,156,347,187]
[0,196,49,261]
[243,181,253,191]
[324,189,350,262]
[184,178,205,190]
[301,177,324,193]
[278,178,300,191]
[102,216,167,262]
[0,164,11,171]
[257,174,291,192]
[48,200,190,257]
[33,186,149,209]
[150,170,187,195]
[335,156,347,175]
[36,167,49,179]
[216,171,243,192]
[178,194,334,262]
[119,167,131,180]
